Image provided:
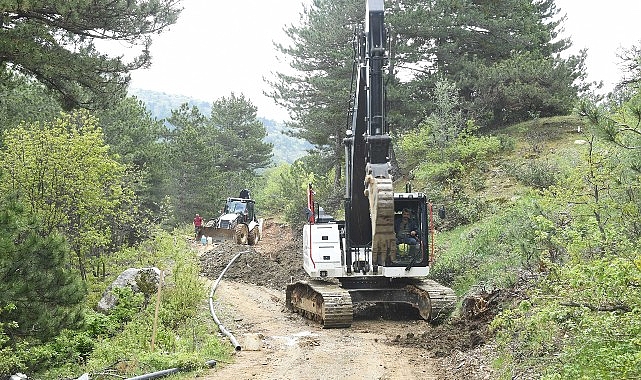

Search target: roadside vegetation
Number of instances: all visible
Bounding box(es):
[1,0,640,379]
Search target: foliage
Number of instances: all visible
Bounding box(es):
[489,74,641,377]
[267,0,362,188]
[0,0,180,109]
[0,110,133,280]
[96,96,171,237]
[0,70,61,136]
[210,93,273,173]
[433,196,548,292]
[26,228,230,378]
[472,50,585,125]
[255,158,338,227]
[394,0,584,127]
[503,159,561,190]
[80,229,227,377]
[492,253,641,380]
[398,119,505,227]
[163,94,272,224]
[0,194,86,375]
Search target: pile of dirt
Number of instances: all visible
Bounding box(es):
[199,219,308,289]
[380,289,509,380]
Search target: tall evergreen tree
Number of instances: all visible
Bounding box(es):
[268,0,586,168]
[267,0,362,187]
[0,194,85,343]
[392,0,586,126]
[165,103,215,223]
[210,93,272,173]
[96,96,170,228]
[0,70,62,136]
[0,0,181,109]
[164,94,273,223]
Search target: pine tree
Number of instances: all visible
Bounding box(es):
[0,194,85,343]
[0,1,180,109]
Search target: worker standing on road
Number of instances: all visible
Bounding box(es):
[193,213,203,239]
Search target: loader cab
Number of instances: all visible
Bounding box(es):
[224,198,257,223]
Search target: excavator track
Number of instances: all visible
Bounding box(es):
[285,280,353,328]
[286,279,456,327]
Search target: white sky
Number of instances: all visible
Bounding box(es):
[555,0,641,92]
[124,0,641,121]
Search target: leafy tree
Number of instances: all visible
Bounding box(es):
[0,194,85,345]
[0,0,181,109]
[0,110,132,280]
[255,159,336,227]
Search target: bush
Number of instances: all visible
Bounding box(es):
[432,196,546,292]
[492,255,641,379]
[504,159,560,189]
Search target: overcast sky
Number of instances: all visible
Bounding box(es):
[124,0,641,121]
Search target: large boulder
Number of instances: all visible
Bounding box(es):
[97,267,161,313]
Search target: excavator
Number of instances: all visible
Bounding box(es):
[285,0,456,328]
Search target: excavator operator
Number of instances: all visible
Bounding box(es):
[395,208,418,245]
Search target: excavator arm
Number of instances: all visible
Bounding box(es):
[345,0,395,266]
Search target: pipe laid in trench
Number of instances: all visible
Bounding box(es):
[208,250,248,351]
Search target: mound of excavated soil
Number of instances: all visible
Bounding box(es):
[198,219,308,289]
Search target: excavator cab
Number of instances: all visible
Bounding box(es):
[391,194,430,269]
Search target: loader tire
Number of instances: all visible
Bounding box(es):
[235,224,249,245]
[248,227,258,245]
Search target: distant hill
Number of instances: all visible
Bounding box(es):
[128,88,311,165]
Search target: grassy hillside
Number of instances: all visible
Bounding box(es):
[425,115,641,379]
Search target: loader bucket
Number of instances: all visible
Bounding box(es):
[201,226,236,243]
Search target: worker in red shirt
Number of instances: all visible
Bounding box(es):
[193,213,203,238]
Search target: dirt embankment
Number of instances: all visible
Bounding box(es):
[197,219,506,380]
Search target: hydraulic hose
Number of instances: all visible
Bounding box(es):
[208,250,248,351]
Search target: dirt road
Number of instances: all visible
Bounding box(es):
[205,280,438,380]
[198,220,498,380]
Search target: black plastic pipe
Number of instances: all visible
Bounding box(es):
[208,250,248,351]
[124,360,216,380]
